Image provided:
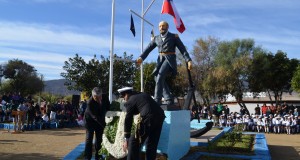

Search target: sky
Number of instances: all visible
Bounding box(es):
[0,0,299,80]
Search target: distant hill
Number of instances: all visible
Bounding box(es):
[44,79,80,96]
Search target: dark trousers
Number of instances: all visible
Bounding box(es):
[84,126,104,160]
[154,60,173,104]
[127,118,164,160]
[27,118,34,130]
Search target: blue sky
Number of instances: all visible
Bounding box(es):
[0,0,299,80]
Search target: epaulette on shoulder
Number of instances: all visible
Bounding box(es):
[175,34,179,38]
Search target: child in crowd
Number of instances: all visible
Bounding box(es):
[256,117,263,133]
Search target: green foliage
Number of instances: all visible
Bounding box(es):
[213,39,254,101]
[221,132,242,148]
[292,65,300,92]
[207,138,217,152]
[110,101,121,111]
[248,50,299,104]
[34,92,62,104]
[170,64,187,97]
[207,131,254,154]
[63,94,73,103]
[105,117,120,143]
[233,124,245,132]
[1,59,44,95]
[99,117,120,156]
[191,36,219,104]
[61,53,137,95]
[134,62,156,95]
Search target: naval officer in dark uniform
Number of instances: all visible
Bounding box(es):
[136,21,192,106]
[118,87,165,160]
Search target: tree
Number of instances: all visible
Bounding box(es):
[134,62,156,95]
[248,50,299,105]
[61,53,137,96]
[214,39,253,97]
[291,65,300,92]
[191,36,219,105]
[2,59,44,95]
[211,39,257,114]
[171,63,188,98]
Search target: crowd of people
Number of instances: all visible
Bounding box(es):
[0,92,84,131]
[192,102,300,135]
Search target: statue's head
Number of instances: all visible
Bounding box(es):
[159,21,169,35]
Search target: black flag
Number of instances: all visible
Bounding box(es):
[151,29,154,40]
[130,14,135,37]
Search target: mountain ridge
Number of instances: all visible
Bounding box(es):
[44,79,80,96]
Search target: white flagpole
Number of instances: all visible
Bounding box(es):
[140,0,144,92]
[109,0,115,102]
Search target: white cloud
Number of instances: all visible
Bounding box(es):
[0,20,139,52]
[1,0,299,80]
[0,20,138,80]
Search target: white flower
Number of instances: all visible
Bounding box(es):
[102,111,140,158]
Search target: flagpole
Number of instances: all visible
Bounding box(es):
[140,0,156,92]
[140,0,144,92]
[129,9,154,27]
[129,0,156,93]
[109,0,115,102]
[143,0,156,16]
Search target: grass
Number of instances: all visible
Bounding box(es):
[184,130,255,160]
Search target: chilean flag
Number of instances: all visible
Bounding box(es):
[161,0,185,33]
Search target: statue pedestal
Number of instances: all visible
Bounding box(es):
[147,110,190,160]
[160,104,181,111]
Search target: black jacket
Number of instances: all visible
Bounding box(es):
[84,94,110,129]
[124,92,165,138]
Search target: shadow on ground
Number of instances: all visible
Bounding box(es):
[0,152,62,160]
[16,127,85,136]
[268,145,300,160]
[0,139,28,144]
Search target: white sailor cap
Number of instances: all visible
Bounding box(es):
[117,87,133,96]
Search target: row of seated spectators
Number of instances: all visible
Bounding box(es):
[210,112,300,134]
[191,102,300,135]
[0,92,85,131]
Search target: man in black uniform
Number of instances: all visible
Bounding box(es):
[84,87,110,160]
[118,87,165,160]
[136,21,192,106]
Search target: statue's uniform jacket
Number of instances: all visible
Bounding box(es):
[140,32,192,76]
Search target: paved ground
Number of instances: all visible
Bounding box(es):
[0,127,86,160]
[265,133,300,160]
[0,127,300,160]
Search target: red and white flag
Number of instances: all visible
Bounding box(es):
[161,0,185,33]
